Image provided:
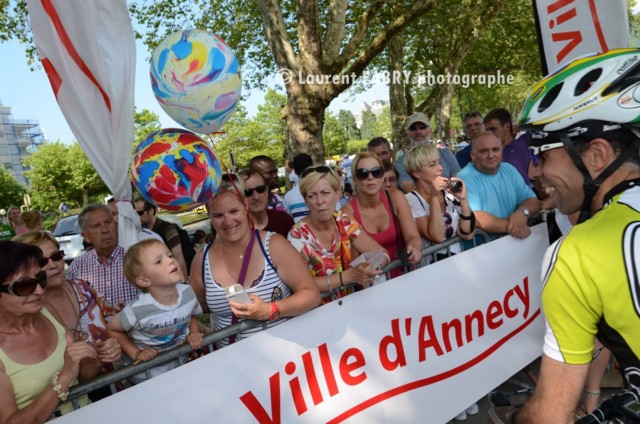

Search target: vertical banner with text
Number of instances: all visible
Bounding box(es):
[57,225,549,424]
[533,0,630,75]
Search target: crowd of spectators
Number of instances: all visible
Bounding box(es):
[3,103,621,423]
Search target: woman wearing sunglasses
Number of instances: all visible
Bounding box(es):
[13,232,120,361]
[189,175,319,348]
[403,144,476,265]
[0,241,108,421]
[341,153,422,278]
[238,169,295,237]
[288,165,387,300]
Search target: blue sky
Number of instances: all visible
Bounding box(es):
[0,37,385,145]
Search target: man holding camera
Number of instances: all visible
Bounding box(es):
[457,132,538,239]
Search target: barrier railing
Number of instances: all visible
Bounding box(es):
[67,229,494,408]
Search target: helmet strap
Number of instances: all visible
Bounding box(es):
[559,132,638,224]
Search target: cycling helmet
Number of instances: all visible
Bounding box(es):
[518,48,640,223]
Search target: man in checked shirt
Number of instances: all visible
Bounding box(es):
[67,204,139,320]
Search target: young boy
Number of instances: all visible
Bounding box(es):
[107,239,203,383]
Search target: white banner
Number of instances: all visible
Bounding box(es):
[533,0,629,74]
[57,225,549,423]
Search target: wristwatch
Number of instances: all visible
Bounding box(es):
[269,302,281,321]
[519,208,530,218]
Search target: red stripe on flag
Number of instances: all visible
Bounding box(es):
[40,0,112,112]
[588,0,609,52]
[41,58,62,100]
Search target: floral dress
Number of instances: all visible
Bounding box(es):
[288,210,361,302]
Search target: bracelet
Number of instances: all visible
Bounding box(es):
[459,212,474,220]
[51,372,69,402]
[584,389,601,398]
[326,273,332,292]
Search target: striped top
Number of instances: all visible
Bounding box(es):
[203,232,291,348]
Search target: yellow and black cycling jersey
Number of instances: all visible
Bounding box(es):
[541,181,640,392]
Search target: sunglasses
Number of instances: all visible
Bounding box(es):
[244,184,268,197]
[43,250,65,263]
[528,142,564,166]
[0,270,48,296]
[355,166,384,181]
[300,165,333,179]
[409,123,429,131]
[136,210,145,216]
[383,177,398,185]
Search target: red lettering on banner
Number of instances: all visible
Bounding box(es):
[378,318,408,371]
[486,301,504,329]
[544,0,586,64]
[240,277,532,422]
[464,309,485,342]
[340,348,368,385]
[418,315,445,361]
[552,31,583,64]
[285,361,307,415]
[239,372,281,424]
[318,343,339,397]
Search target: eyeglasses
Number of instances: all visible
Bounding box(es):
[0,271,48,296]
[529,142,564,166]
[244,184,268,197]
[464,122,484,130]
[383,177,398,185]
[409,123,429,131]
[300,165,333,179]
[136,210,145,216]
[43,250,65,263]
[355,166,384,181]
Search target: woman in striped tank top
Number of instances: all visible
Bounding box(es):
[189,175,319,348]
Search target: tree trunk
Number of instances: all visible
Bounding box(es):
[387,30,408,152]
[434,82,455,140]
[283,90,326,164]
[82,190,89,207]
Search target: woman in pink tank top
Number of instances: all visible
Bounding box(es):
[341,152,422,278]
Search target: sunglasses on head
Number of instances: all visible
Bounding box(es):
[300,165,333,179]
[244,184,268,197]
[355,166,384,181]
[0,270,48,296]
[528,142,564,166]
[43,250,65,263]
[409,123,429,131]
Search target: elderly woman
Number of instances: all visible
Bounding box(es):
[13,231,120,351]
[238,169,295,237]
[403,144,476,264]
[288,165,387,300]
[341,152,422,278]
[0,241,109,422]
[7,207,27,236]
[382,160,400,195]
[190,175,319,348]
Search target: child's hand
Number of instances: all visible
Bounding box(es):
[187,332,203,349]
[134,348,158,363]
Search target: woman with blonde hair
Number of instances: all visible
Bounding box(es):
[189,175,319,348]
[288,165,387,301]
[20,210,43,232]
[403,144,476,264]
[341,152,422,278]
[7,206,27,235]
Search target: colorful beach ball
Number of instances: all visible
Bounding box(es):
[131,128,222,212]
[150,29,242,134]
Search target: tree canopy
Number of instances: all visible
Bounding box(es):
[0,167,26,210]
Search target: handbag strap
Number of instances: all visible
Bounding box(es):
[237,230,256,286]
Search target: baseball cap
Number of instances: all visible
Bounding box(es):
[405,112,431,130]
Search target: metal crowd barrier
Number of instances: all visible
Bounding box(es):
[67,229,494,409]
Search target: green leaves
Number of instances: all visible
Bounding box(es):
[0,167,26,209]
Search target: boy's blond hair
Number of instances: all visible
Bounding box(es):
[123,238,167,291]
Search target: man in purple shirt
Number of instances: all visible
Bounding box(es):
[484,108,531,185]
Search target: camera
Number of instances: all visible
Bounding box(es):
[447,179,463,193]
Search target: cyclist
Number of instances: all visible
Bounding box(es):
[498,49,640,423]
